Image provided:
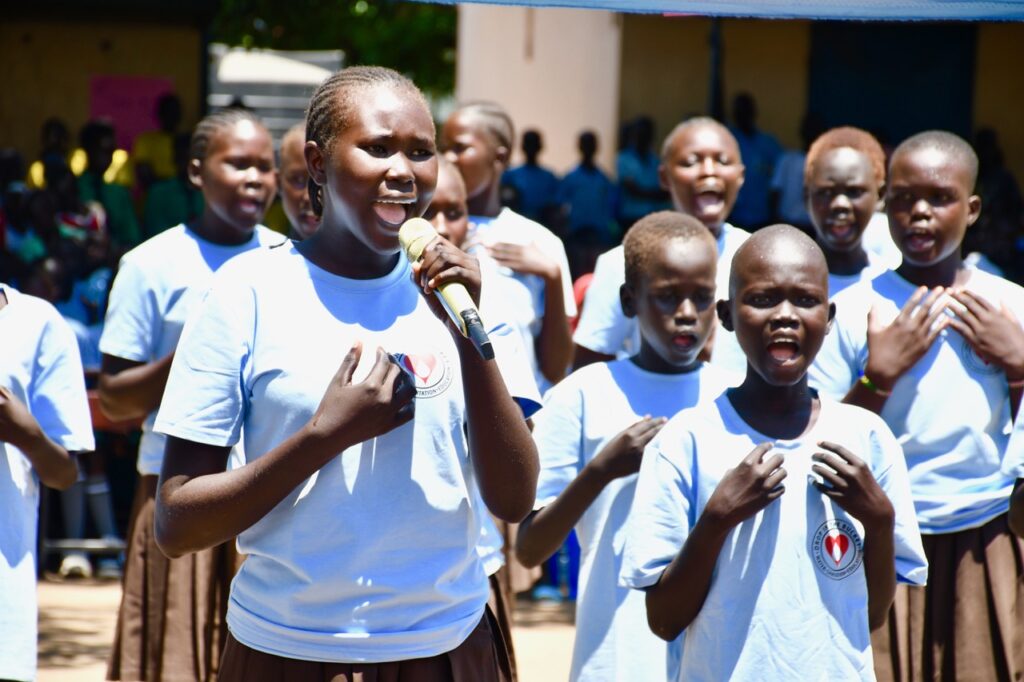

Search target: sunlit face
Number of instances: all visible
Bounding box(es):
[885,146,980,267]
[661,125,745,232]
[721,239,834,386]
[190,119,277,238]
[306,84,438,255]
[622,237,718,373]
[440,111,505,203]
[423,164,470,248]
[279,132,319,240]
[807,147,879,253]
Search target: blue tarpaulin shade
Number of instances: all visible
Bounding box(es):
[413,0,1024,21]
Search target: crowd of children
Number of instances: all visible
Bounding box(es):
[2,62,1024,682]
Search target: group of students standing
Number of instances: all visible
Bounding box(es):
[1,63,1022,682]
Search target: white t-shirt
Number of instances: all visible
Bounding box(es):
[861,212,902,270]
[770,150,810,226]
[620,393,927,682]
[0,285,94,682]
[154,243,540,663]
[533,360,736,682]
[828,250,887,299]
[809,269,1024,534]
[572,224,750,375]
[467,208,577,392]
[99,224,282,475]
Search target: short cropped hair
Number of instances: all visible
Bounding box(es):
[623,211,716,289]
[890,130,979,189]
[660,116,737,161]
[804,127,886,188]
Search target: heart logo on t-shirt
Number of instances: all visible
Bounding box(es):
[402,354,437,382]
[824,532,849,566]
[811,519,863,580]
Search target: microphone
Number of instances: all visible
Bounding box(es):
[399,218,494,360]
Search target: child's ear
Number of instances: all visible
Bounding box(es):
[186,158,203,190]
[495,145,511,169]
[620,283,637,319]
[717,299,734,332]
[658,162,668,190]
[966,193,982,228]
[304,141,326,186]
[826,301,836,335]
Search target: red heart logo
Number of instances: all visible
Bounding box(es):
[402,354,437,381]
[824,532,850,566]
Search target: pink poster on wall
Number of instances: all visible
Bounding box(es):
[90,75,176,150]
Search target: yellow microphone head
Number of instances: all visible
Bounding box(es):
[398,217,438,263]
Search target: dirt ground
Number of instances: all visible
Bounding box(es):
[36,577,575,681]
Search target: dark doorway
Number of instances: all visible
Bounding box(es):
[808,22,977,148]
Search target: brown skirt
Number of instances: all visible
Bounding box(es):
[872,513,1024,682]
[487,571,518,682]
[218,606,512,682]
[107,475,239,682]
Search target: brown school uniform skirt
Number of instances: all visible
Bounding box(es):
[218,605,513,682]
[107,475,240,682]
[872,513,1024,682]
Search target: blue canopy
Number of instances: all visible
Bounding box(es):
[414,0,1024,21]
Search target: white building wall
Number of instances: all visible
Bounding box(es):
[456,5,622,175]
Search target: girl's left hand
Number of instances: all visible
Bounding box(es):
[412,236,483,327]
[811,441,894,531]
[946,289,1024,382]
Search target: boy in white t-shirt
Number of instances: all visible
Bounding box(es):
[620,226,926,681]
[804,127,890,297]
[516,212,737,682]
[0,283,93,682]
[809,131,1024,681]
[573,117,750,374]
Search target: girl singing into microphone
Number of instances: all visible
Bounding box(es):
[151,66,540,682]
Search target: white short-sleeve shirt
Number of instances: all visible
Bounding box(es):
[620,393,927,682]
[828,250,887,299]
[533,360,736,682]
[572,224,750,374]
[467,208,577,392]
[99,224,282,475]
[809,268,1024,534]
[154,243,539,663]
[0,285,94,681]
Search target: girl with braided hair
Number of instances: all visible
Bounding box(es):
[102,107,281,681]
[150,66,540,681]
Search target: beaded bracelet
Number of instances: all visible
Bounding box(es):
[858,374,892,397]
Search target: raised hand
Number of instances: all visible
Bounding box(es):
[487,241,559,281]
[811,441,894,530]
[704,443,785,528]
[588,416,667,482]
[946,289,1024,382]
[411,236,483,331]
[307,342,415,449]
[864,286,948,391]
[0,385,43,450]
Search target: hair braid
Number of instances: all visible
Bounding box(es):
[189,108,264,165]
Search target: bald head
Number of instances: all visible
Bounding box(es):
[729,224,828,299]
[891,130,978,189]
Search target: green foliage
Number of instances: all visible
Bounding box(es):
[210,0,457,95]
